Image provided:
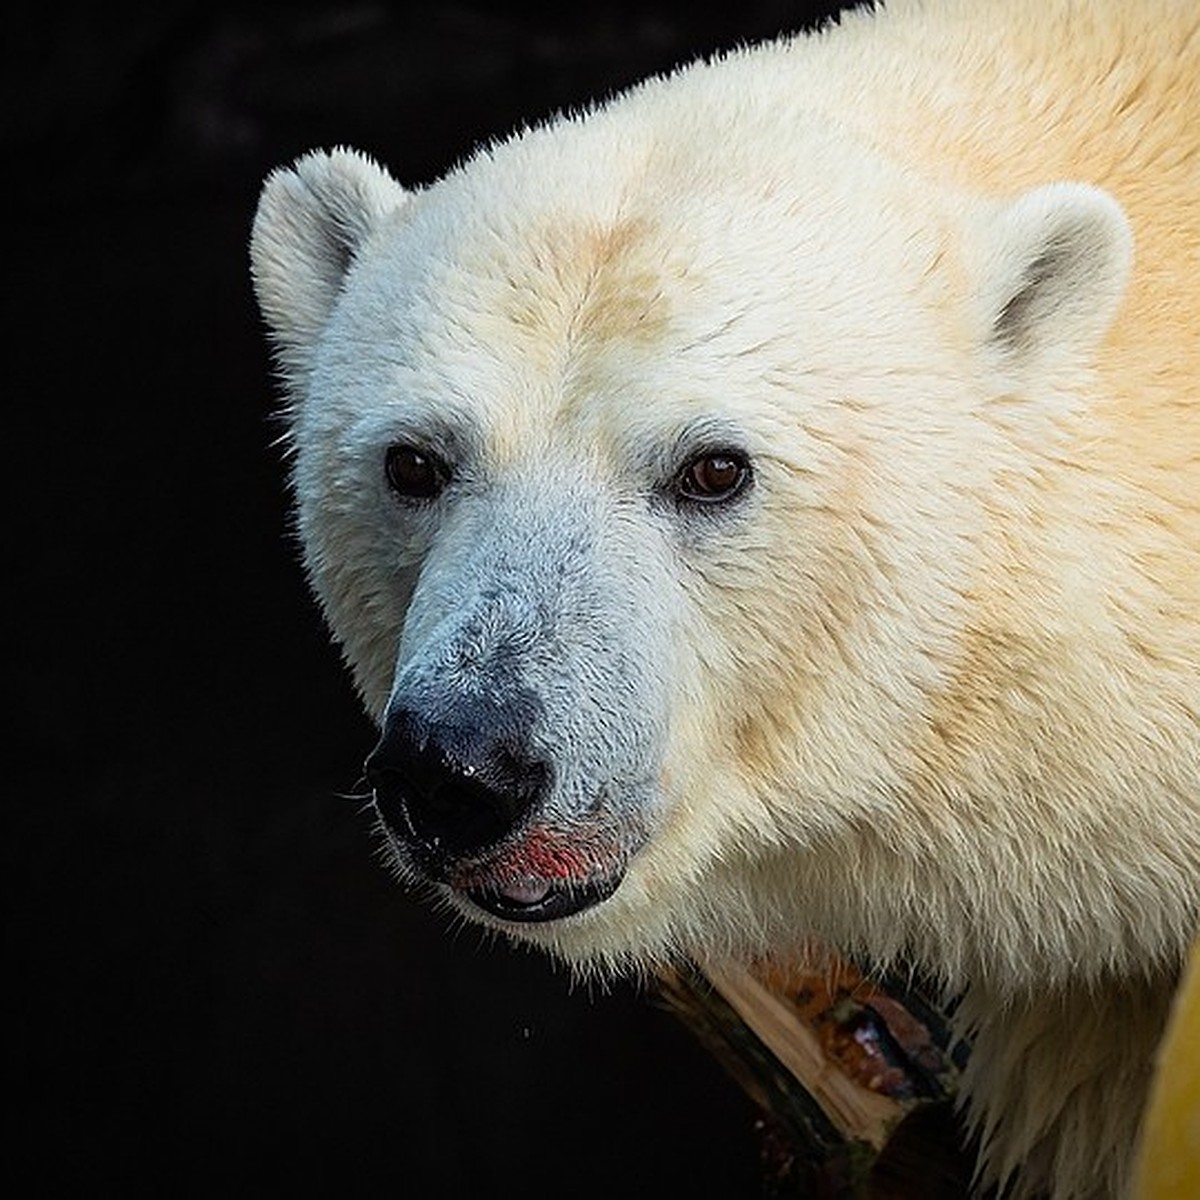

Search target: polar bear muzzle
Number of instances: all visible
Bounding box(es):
[365,696,633,922]
[356,474,668,926]
[365,698,631,922]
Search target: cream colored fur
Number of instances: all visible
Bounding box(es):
[251,2,1199,1197]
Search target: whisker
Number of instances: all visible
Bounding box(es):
[333,788,375,803]
[332,773,374,804]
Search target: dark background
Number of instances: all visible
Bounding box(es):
[11,4,855,1194]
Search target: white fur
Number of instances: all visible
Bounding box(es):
[251,2,1200,1196]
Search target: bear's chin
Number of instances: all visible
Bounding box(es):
[459,873,624,923]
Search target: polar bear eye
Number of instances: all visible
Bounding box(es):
[384,443,448,501]
[676,451,751,504]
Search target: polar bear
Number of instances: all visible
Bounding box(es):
[250,1,1199,1196]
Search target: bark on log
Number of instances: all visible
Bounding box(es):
[656,955,975,1198]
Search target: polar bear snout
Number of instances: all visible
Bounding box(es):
[365,700,551,866]
[364,665,655,924]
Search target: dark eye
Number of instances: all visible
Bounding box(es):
[384,443,448,501]
[676,451,751,504]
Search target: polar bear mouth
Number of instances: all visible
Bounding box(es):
[462,872,623,922]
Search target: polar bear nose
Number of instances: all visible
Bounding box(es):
[364,704,550,861]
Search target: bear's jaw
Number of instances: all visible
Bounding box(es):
[391,809,646,926]
[461,872,625,923]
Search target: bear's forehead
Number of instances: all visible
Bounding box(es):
[326,134,956,462]
[456,211,680,367]
[339,203,710,443]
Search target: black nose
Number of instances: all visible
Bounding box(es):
[364,704,550,861]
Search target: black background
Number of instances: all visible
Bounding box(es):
[11,4,855,1194]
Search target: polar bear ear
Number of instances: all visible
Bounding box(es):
[250,147,409,382]
[972,183,1132,376]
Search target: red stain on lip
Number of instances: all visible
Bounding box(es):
[448,825,611,894]
[443,811,648,906]
[501,827,591,881]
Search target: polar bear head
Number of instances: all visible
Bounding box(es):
[251,119,1130,975]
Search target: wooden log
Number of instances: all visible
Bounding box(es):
[656,955,974,1198]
